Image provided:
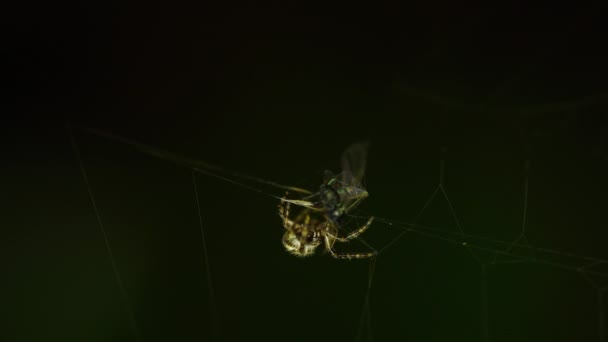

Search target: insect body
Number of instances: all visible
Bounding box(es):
[318,170,368,226]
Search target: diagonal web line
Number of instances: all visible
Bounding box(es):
[67,122,141,341]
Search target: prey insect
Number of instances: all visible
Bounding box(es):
[279,142,375,259]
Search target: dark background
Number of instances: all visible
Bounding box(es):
[5,2,608,341]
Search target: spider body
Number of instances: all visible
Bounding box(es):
[280,210,326,257]
[279,192,374,259]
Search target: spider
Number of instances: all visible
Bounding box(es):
[279,192,375,260]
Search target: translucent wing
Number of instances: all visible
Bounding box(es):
[339,141,369,187]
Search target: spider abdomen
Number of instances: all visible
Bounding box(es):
[282,229,322,257]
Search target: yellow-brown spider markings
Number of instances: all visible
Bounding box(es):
[279,192,375,260]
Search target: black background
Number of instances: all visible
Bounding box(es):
[5,2,608,341]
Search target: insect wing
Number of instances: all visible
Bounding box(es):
[339,141,369,188]
[337,141,370,211]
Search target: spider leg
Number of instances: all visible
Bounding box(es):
[344,191,368,212]
[324,234,376,260]
[278,198,291,227]
[328,216,374,242]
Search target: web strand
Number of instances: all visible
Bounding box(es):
[599,289,607,342]
[66,122,141,341]
[77,125,608,341]
[192,171,221,342]
[80,126,608,278]
[494,160,536,264]
[351,155,608,277]
[363,217,608,278]
[78,125,312,196]
[355,257,376,342]
[480,264,491,342]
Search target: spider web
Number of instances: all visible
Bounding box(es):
[67,123,608,342]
